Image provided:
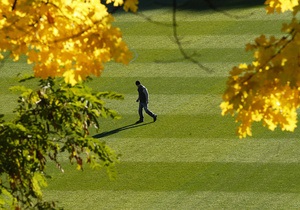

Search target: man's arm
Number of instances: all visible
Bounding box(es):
[143,87,149,103]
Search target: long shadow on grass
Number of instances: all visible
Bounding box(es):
[93,122,153,138]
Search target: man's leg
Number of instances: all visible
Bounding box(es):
[136,103,144,123]
[142,103,157,122]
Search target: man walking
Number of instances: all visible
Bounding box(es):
[135,80,157,124]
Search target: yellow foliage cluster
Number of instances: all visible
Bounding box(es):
[0,0,138,85]
[265,0,299,13]
[221,0,300,138]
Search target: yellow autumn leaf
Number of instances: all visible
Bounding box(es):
[124,0,139,12]
[0,0,138,85]
[63,70,81,86]
[265,0,299,13]
[221,8,300,138]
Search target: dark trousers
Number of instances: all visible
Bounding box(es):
[138,102,156,120]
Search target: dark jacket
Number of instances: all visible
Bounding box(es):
[137,85,149,103]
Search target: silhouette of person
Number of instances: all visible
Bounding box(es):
[135,80,157,124]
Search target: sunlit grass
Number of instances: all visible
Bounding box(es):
[1,2,300,209]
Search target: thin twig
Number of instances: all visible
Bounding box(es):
[12,0,17,11]
[172,0,212,72]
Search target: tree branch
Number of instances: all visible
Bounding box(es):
[12,0,17,11]
[171,0,212,72]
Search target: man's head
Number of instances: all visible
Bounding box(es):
[135,80,141,86]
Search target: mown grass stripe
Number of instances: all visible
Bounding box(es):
[122,48,252,63]
[93,114,300,139]
[102,137,300,163]
[99,94,222,115]
[92,77,227,94]
[0,58,243,79]
[0,93,223,115]
[45,161,300,193]
[124,34,284,49]
[104,62,238,78]
[52,137,300,163]
[116,20,287,36]
[115,9,291,22]
[43,190,300,210]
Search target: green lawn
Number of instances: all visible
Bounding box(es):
[2,0,300,209]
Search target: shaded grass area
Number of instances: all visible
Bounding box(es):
[119,0,266,12]
[180,0,266,10]
[46,161,300,193]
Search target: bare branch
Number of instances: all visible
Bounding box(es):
[12,0,17,11]
[171,0,212,73]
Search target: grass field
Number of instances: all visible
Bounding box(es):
[2,0,300,209]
